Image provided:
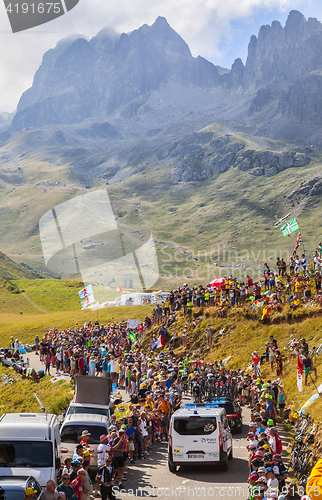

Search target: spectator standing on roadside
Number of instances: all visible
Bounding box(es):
[95,456,116,500]
[40,480,59,500]
[57,471,77,500]
[278,386,287,421]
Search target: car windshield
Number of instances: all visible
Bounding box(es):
[0,441,53,467]
[61,424,108,444]
[66,407,108,417]
[174,417,217,435]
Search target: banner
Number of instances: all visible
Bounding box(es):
[297,354,304,392]
[127,319,141,330]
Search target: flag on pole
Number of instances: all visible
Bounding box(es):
[297,354,304,392]
[81,293,95,309]
[280,218,299,236]
[295,233,302,250]
[117,286,123,292]
[261,307,271,321]
[293,233,303,257]
[128,331,136,343]
[78,284,93,299]
[152,335,162,349]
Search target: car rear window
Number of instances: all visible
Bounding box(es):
[61,424,108,444]
[66,407,109,417]
[217,403,235,414]
[173,417,217,435]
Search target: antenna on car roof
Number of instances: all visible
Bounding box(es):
[33,392,47,413]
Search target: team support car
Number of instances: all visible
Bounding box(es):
[168,403,233,473]
[212,397,242,433]
[0,475,41,500]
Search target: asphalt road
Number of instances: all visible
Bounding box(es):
[23,352,252,500]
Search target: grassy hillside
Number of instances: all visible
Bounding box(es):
[0,250,41,280]
[0,365,73,415]
[146,305,322,423]
[0,123,321,292]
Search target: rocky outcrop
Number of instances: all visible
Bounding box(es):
[169,133,311,181]
[286,174,322,200]
[278,72,322,124]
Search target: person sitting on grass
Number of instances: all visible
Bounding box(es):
[303,351,318,386]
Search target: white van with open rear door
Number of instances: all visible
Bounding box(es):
[168,403,233,473]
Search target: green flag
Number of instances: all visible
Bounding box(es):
[280,218,299,236]
[129,331,136,343]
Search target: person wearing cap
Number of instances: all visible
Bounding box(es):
[97,435,110,467]
[24,487,38,500]
[57,470,77,500]
[248,472,258,493]
[265,467,278,494]
[69,459,82,482]
[72,445,84,463]
[80,430,93,450]
[264,394,275,422]
[272,453,287,490]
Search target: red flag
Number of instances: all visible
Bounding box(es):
[161,335,166,347]
[117,286,123,292]
[297,354,303,392]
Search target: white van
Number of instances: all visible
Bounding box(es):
[0,413,61,487]
[168,403,233,473]
[60,413,109,468]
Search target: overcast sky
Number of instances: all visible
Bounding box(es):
[1,0,322,113]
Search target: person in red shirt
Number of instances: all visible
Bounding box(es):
[252,351,260,377]
[78,354,85,375]
[247,275,254,297]
[70,469,88,500]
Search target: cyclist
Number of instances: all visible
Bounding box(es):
[192,378,202,403]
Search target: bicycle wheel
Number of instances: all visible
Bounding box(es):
[284,339,293,350]
[315,342,322,357]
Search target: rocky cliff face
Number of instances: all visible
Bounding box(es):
[243,11,322,89]
[12,17,220,130]
[10,11,322,141]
